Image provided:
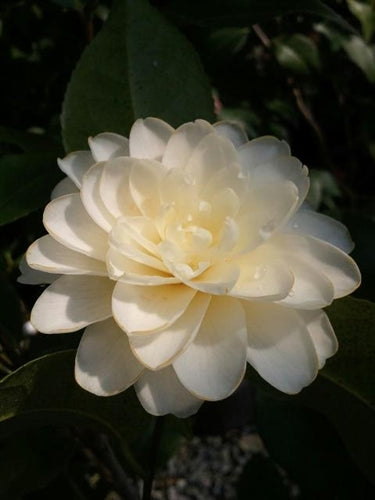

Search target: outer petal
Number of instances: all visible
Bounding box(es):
[51,177,78,199]
[129,292,211,369]
[43,193,108,260]
[173,297,247,401]
[88,132,129,162]
[276,258,335,309]
[287,209,354,253]
[57,151,94,188]
[18,256,59,285]
[244,302,319,393]
[129,118,174,161]
[81,163,115,232]
[298,309,338,369]
[213,121,248,148]
[269,233,361,298]
[26,235,107,276]
[162,119,215,169]
[238,136,291,167]
[112,282,197,334]
[75,318,143,396]
[135,366,203,417]
[31,275,114,333]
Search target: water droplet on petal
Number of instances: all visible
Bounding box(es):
[288,289,295,297]
[259,221,276,238]
[254,265,267,280]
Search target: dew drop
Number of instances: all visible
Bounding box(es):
[288,289,295,297]
[254,265,267,280]
[292,222,299,229]
[259,221,276,238]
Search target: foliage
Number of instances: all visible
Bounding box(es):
[0,0,374,497]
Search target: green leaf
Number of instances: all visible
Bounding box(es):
[255,391,374,497]
[160,0,354,32]
[0,152,62,226]
[347,0,375,42]
[343,35,375,83]
[62,0,214,152]
[0,126,62,154]
[0,350,151,477]
[0,272,23,339]
[273,34,321,75]
[0,427,75,498]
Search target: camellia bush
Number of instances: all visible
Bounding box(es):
[0,0,374,498]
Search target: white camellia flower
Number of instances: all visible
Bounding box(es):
[20,118,361,417]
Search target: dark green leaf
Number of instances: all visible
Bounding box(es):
[0,153,62,226]
[0,427,75,498]
[0,350,151,477]
[255,390,374,497]
[0,272,23,339]
[273,34,321,75]
[0,126,62,154]
[160,0,354,32]
[347,0,375,42]
[343,35,375,83]
[62,0,214,152]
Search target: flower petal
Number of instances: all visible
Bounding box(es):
[187,262,240,295]
[213,121,248,148]
[287,209,354,253]
[298,309,338,369]
[89,132,129,162]
[27,235,107,276]
[112,282,197,334]
[18,256,59,285]
[51,177,78,199]
[238,136,291,167]
[270,233,361,298]
[173,297,247,400]
[185,132,239,185]
[129,292,211,369]
[135,366,203,417]
[75,318,143,396]
[244,302,318,394]
[129,117,174,161]
[129,159,164,217]
[57,151,94,188]
[100,157,140,219]
[31,275,113,333]
[277,258,335,309]
[162,119,215,169]
[81,163,115,232]
[43,193,108,260]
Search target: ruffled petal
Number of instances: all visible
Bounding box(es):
[57,151,94,188]
[18,256,59,285]
[129,118,174,161]
[287,209,354,253]
[81,163,115,232]
[162,119,215,169]
[100,157,140,219]
[31,275,113,333]
[128,159,164,217]
[43,193,108,260]
[75,318,143,396]
[89,132,129,162]
[238,136,291,167]
[112,282,197,334]
[51,177,78,199]
[129,292,211,369]
[26,235,107,276]
[213,121,248,148]
[298,309,338,368]
[244,302,319,393]
[269,233,361,298]
[173,297,247,400]
[135,366,203,417]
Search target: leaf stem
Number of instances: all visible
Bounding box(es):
[142,416,164,500]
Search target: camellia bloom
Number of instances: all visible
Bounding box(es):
[20,118,361,417]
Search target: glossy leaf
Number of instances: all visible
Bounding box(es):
[255,390,374,497]
[160,0,354,31]
[0,350,151,477]
[62,0,214,152]
[347,0,375,42]
[273,34,321,75]
[343,35,375,83]
[0,153,62,226]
